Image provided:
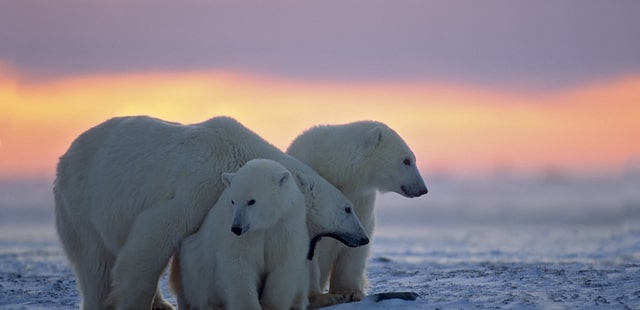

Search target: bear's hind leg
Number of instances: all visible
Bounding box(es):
[109,201,185,310]
[55,205,115,310]
[76,240,115,310]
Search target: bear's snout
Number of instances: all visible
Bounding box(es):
[231,226,243,236]
[401,184,428,198]
[358,237,370,246]
[416,186,428,196]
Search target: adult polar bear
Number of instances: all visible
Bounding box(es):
[172,159,309,310]
[287,121,428,304]
[53,116,369,310]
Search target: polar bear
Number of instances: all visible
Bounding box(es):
[53,116,369,310]
[287,121,428,306]
[171,159,309,310]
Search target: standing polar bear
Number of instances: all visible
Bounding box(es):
[54,116,369,310]
[171,159,309,310]
[287,121,428,305]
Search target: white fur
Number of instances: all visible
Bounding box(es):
[174,159,308,310]
[53,116,368,310]
[287,121,428,301]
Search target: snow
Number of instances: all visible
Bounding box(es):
[1,176,639,309]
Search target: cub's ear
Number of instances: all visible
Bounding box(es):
[294,171,315,193]
[364,126,384,150]
[274,170,291,187]
[221,172,235,187]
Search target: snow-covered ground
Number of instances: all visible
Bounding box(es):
[1,176,639,309]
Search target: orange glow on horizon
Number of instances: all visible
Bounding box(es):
[1,69,639,180]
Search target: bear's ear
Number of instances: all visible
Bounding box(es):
[364,126,384,150]
[294,171,314,193]
[274,170,290,187]
[221,172,235,187]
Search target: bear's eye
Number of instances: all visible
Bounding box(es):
[231,200,235,205]
[248,199,255,206]
[403,158,411,166]
[344,207,352,214]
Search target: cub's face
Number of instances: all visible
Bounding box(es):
[227,190,280,236]
[221,159,295,236]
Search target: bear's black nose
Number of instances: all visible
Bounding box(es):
[231,226,243,236]
[359,237,370,246]
[418,186,428,196]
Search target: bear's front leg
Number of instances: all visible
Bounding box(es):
[109,201,186,310]
[328,243,370,301]
[223,273,262,310]
[308,293,352,309]
[261,263,308,310]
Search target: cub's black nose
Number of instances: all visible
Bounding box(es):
[359,237,370,246]
[231,226,243,236]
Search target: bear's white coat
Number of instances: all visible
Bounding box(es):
[287,121,428,305]
[172,159,309,310]
[53,116,368,310]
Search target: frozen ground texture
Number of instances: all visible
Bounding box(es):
[1,176,639,309]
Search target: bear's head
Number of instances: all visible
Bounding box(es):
[362,123,428,198]
[221,159,303,236]
[292,171,370,259]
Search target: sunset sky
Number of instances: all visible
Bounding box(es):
[1,1,640,181]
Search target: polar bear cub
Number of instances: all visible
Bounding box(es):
[171,158,309,310]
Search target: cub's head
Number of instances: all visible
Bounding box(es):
[221,159,303,236]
